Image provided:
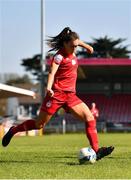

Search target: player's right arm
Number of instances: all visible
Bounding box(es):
[46,62,59,97]
[46,54,63,97]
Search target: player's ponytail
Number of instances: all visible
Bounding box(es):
[47,27,79,52]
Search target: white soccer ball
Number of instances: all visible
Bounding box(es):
[78,147,96,164]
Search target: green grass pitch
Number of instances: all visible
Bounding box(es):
[0,133,131,179]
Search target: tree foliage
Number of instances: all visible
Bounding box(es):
[77,36,131,58]
[21,55,41,80]
[6,74,31,85]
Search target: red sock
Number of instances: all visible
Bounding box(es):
[85,120,99,152]
[11,120,37,135]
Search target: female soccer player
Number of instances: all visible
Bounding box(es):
[2,27,114,160]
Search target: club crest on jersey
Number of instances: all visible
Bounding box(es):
[72,59,76,65]
[46,100,52,108]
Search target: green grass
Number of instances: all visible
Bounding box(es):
[0,133,131,179]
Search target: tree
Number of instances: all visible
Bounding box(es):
[21,53,54,81]
[6,74,31,85]
[77,36,131,58]
[21,54,41,81]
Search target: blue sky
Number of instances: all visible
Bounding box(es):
[0,0,131,75]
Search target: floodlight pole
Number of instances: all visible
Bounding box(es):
[40,0,46,101]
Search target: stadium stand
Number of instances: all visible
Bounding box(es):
[78,93,131,123]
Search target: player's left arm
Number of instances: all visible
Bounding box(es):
[78,40,94,54]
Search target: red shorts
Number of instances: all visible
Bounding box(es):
[40,90,82,115]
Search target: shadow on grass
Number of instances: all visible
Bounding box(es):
[0,156,125,165]
[66,162,80,166]
[0,157,75,164]
[66,156,128,166]
[0,160,34,163]
[0,156,77,165]
[107,156,130,159]
[52,155,76,159]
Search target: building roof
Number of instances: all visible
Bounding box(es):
[0,83,36,99]
[47,58,131,66]
[77,58,131,66]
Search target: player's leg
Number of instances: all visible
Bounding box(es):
[66,92,99,152]
[67,94,114,160]
[70,102,99,152]
[2,90,65,147]
[11,110,52,134]
[2,111,52,147]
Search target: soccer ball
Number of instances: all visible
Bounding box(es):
[78,147,96,164]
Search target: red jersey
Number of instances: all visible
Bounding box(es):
[52,50,78,92]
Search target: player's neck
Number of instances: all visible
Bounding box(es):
[62,47,75,57]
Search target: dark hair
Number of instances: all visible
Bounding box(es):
[47,27,79,52]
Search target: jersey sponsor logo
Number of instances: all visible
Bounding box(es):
[72,59,76,65]
[46,100,52,108]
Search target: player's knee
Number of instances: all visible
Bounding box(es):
[84,113,94,122]
[35,120,45,129]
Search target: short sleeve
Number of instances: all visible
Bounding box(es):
[53,54,63,65]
